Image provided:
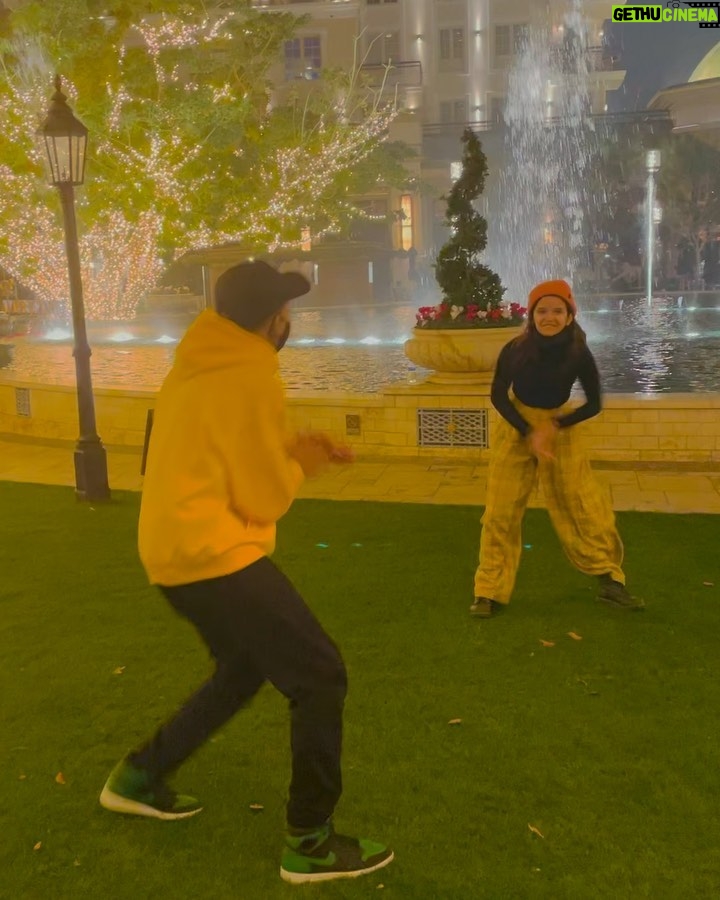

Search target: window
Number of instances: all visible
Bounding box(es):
[440,98,468,124]
[284,35,322,80]
[490,96,505,123]
[365,31,400,65]
[494,23,529,64]
[513,24,529,54]
[439,27,466,72]
[367,0,398,5]
[399,194,413,251]
[495,25,510,57]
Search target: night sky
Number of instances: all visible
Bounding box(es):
[606,13,719,110]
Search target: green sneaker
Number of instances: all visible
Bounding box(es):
[280,822,393,884]
[99,759,203,821]
[597,574,645,610]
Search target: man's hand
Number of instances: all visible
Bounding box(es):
[304,431,356,464]
[288,433,332,478]
[527,420,557,462]
[288,431,355,477]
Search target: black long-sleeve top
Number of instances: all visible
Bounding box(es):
[490,333,602,436]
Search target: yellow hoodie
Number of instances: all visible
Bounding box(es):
[138,309,304,586]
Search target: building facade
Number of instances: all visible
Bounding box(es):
[252,0,624,259]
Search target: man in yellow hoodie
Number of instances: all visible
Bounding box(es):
[99,261,393,884]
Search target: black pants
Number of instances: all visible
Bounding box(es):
[129,557,347,829]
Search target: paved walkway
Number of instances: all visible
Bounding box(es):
[2,437,720,513]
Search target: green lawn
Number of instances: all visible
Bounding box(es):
[1,481,719,899]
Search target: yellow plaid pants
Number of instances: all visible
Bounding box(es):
[474,399,624,604]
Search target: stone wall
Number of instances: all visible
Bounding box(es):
[1,378,719,464]
[0,380,155,448]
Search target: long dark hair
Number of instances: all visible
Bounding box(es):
[511,301,588,375]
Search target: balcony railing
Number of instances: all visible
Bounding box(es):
[421,110,673,158]
[547,44,625,74]
[423,110,671,139]
[251,0,356,7]
[586,46,624,73]
[423,121,496,137]
[359,60,422,88]
[593,109,671,125]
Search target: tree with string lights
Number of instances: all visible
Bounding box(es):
[0,0,407,320]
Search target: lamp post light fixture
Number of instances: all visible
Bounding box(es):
[646,149,661,173]
[645,149,661,305]
[37,76,110,501]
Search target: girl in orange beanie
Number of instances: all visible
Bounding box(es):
[471,279,643,617]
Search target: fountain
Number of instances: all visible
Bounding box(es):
[1,0,719,398]
[0,293,717,393]
[486,0,600,300]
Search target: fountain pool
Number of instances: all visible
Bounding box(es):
[1,295,720,394]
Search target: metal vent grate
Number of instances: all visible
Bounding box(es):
[417,408,488,448]
[15,387,31,417]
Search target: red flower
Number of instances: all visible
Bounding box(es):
[416,306,436,324]
[413,299,527,329]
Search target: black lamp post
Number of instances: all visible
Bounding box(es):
[37,75,110,501]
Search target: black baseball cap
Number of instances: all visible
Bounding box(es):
[215,260,311,330]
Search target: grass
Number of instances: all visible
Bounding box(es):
[1,481,720,899]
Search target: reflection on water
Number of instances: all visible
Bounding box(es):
[0,337,415,393]
[2,299,720,394]
[576,299,720,394]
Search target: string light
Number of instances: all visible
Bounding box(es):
[0,15,399,319]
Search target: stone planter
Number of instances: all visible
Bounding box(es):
[404,325,523,385]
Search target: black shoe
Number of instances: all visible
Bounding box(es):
[470,597,496,618]
[597,574,645,610]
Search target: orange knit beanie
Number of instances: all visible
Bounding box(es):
[527,279,577,315]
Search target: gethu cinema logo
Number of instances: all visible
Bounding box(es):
[612,4,719,22]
